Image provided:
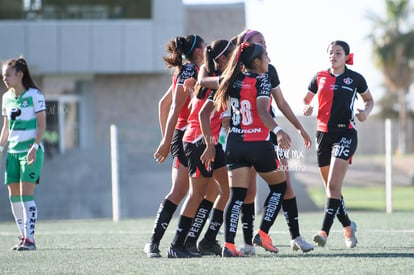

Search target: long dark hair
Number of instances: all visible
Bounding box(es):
[213,43,265,110]
[162,34,204,73]
[195,39,235,99]
[4,57,38,90]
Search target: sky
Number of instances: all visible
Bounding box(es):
[183,0,389,115]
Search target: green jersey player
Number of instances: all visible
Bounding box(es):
[1,57,46,251]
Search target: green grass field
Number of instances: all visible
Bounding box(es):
[1,211,413,274]
[308,186,414,211]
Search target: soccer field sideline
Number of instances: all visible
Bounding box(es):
[0,212,413,274]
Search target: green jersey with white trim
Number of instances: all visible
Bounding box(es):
[2,88,46,153]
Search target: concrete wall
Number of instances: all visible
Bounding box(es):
[0,0,183,74]
[185,3,246,41]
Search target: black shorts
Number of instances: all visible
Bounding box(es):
[170,129,188,168]
[184,140,226,178]
[225,140,278,173]
[316,129,358,167]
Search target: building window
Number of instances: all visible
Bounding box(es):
[45,95,80,158]
[0,0,152,20]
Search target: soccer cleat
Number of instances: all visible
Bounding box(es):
[184,241,200,254]
[313,230,328,247]
[238,243,256,256]
[144,242,162,258]
[167,244,201,258]
[198,238,222,256]
[290,236,314,252]
[11,236,24,251]
[253,230,278,253]
[16,238,36,251]
[344,221,358,248]
[222,242,242,257]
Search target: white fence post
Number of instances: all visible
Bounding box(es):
[385,119,392,214]
[110,124,120,221]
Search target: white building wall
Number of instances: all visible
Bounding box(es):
[0,0,183,74]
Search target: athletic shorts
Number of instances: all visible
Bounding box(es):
[5,149,44,184]
[225,140,278,173]
[170,129,188,168]
[184,140,226,178]
[315,129,358,167]
[269,131,288,161]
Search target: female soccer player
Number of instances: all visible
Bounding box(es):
[303,40,374,248]
[1,57,46,251]
[167,39,235,258]
[234,29,314,255]
[214,42,291,257]
[144,34,206,258]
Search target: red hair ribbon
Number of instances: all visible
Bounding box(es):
[346,53,354,65]
[236,42,249,63]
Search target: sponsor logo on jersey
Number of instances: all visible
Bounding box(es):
[342,86,354,92]
[319,77,326,84]
[230,127,262,134]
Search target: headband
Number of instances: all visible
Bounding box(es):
[186,34,197,56]
[243,30,260,43]
[214,41,231,60]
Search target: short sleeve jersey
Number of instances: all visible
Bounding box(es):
[266,64,280,89]
[206,89,226,142]
[2,88,46,153]
[183,70,226,144]
[263,64,280,118]
[308,67,368,132]
[173,63,199,130]
[228,72,272,142]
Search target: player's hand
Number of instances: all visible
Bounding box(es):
[303,105,313,116]
[355,108,368,122]
[200,144,215,170]
[154,140,170,163]
[298,129,312,149]
[277,130,291,150]
[27,147,37,165]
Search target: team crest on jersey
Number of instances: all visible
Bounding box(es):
[22,99,29,107]
[343,77,353,85]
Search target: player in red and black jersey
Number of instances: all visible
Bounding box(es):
[232,29,314,255]
[144,34,206,258]
[303,40,374,249]
[214,42,291,257]
[167,40,235,258]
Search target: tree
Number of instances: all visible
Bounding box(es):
[367,0,414,154]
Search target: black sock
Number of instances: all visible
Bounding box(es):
[185,199,213,246]
[321,198,341,235]
[151,199,177,244]
[171,215,193,247]
[259,182,287,234]
[224,187,247,244]
[204,208,223,242]
[336,195,351,227]
[241,203,255,245]
[282,197,300,239]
